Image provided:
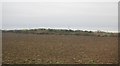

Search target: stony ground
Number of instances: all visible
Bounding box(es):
[2,33,118,64]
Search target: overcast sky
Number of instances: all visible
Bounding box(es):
[2,2,118,32]
[1,0,119,2]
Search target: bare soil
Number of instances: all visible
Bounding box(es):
[2,32,118,64]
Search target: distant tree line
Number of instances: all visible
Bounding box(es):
[2,28,118,37]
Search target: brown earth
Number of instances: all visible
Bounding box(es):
[2,32,118,64]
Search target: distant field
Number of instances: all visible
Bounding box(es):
[2,32,118,64]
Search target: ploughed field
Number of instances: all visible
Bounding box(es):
[2,32,118,64]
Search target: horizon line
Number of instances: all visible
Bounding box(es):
[1,27,118,33]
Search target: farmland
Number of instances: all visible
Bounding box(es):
[2,29,118,64]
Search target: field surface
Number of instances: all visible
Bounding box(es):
[2,32,118,64]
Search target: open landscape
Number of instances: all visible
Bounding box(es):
[2,29,118,64]
[2,2,118,64]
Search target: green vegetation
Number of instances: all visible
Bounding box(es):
[2,28,118,37]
